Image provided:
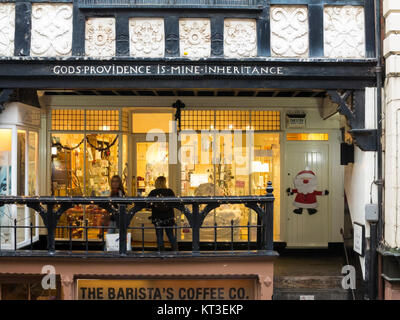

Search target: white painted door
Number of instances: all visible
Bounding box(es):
[285,142,330,248]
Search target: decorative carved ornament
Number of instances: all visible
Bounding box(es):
[324,6,365,59]
[224,19,257,58]
[31,4,73,57]
[0,3,15,56]
[130,18,164,58]
[270,5,309,58]
[85,17,116,57]
[179,18,211,58]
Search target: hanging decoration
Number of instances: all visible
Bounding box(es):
[172,99,185,132]
[51,135,118,152]
[286,168,329,215]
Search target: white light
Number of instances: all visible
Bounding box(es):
[51,147,58,155]
[252,161,269,173]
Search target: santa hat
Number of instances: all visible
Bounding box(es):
[296,169,316,179]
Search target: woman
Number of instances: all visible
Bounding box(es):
[148,176,178,251]
[107,175,125,234]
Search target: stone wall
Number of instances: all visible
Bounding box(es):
[383,0,400,248]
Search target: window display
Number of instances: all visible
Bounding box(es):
[130,140,169,244]
[0,129,12,247]
[51,133,119,240]
[179,111,281,242]
[0,127,40,248]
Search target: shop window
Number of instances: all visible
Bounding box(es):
[0,129,39,249]
[86,110,119,131]
[51,133,119,240]
[181,110,214,131]
[181,110,281,131]
[122,110,129,132]
[28,132,39,196]
[251,111,280,131]
[215,110,250,130]
[252,133,281,240]
[132,113,173,133]
[0,129,12,247]
[0,129,12,196]
[51,109,127,132]
[1,280,60,300]
[287,133,329,141]
[17,130,26,196]
[51,109,84,131]
[179,131,281,242]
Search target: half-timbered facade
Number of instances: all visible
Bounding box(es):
[0,0,383,300]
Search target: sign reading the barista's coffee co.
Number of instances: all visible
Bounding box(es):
[77,279,255,300]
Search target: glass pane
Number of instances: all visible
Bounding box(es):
[131,140,169,245]
[0,129,12,247]
[17,130,26,196]
[51,134,85,196]
[136,141,169,196]
[122,134,128,194]
[86,110,120,131]
[132,113,172,133]
[214,132,251,242]
[287,133,329,141]
[51,134,85,240]
[85,134,119,240]
[251,133,281,241]
[85,133,119,196]
[28,132,39,196]
[1,283,29,300]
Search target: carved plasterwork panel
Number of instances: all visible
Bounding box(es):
[324,6,365,58]
[179,18,211,58]
[130,18,164,58]
[270,5,309,58]
[0,3,15,56]
[85,17,116,58]
[31,4,73,57]
[224,19,257,58]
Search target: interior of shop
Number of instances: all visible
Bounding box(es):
[33,88,344,250]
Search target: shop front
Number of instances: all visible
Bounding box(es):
[43,93,344,249]
[0,0,380,300]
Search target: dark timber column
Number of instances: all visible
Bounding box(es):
[116,13,129,57]
[211,16,224,57]
[308,3,324,58]
[257,1,270,57]
[72,0,85,56]
[165,16,179,57]
[14,1,31,56]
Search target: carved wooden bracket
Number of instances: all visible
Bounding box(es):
[326,90,378,151]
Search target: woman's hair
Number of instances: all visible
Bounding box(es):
[110,175,125,196]
[155,176,167,189]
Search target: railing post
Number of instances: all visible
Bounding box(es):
[46,204,56,254]
[264,181,274,251]
[119,204,127,255]
[192,203,200,253]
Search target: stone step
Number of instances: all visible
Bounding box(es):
[273,288,351,300]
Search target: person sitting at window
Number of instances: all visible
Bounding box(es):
[148,176,178,252]
[106,175,125,234]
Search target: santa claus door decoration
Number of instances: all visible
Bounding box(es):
[286,168,329,215]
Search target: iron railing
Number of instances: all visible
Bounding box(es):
[0,182,274,257]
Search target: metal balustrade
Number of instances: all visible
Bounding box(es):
[0,182,274,258]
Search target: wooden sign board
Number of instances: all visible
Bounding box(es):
[76,278,256,300]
